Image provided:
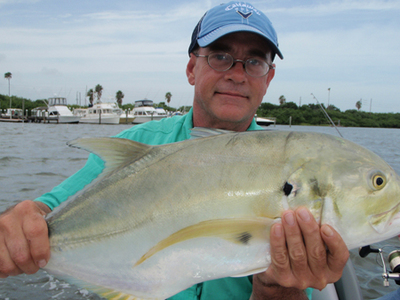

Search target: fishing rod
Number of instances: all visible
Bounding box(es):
[311,93,343,138]
[359,245,400,287]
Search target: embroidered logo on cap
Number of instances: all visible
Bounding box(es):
[237,11,252,19]
[225,3,262,16]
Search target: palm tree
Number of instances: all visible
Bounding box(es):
[4,72,12,118]
[116,90,124,107]
[165,92,172,105]
[87,89,94,107]
[95,84,103,103]
[279,95,286,106]
[356,99,362,111]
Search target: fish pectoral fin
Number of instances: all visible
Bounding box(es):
[134,217,274,267]
[67,138,152,175]
[230,267,268,278]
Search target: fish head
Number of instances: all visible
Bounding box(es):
[282,133,400,250]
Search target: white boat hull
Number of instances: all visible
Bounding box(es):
[79,115,120,125]
[47,116,81,124]
[255,117,275,126]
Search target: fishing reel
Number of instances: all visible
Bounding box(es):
[359,245,400,287]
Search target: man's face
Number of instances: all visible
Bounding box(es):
[187,32,275,131]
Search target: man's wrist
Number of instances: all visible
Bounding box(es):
[252,275,308,300]
[34,201,52,214]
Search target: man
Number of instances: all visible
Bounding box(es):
[0,2,349,299]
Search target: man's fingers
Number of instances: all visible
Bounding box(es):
[281,211,309,277]
[23,210,50,271]
[295,207,329,288]
[267,222,294,286]
[0,235,23,277]
[321,224,349,277]
[0,200,51,277]
[269,223,289,268]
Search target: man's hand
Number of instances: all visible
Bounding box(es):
[0,200,51,278]
[252,207,349,299]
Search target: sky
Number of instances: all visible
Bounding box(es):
[0,0,399,113]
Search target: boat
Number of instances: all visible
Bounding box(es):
[119,110,136,124]
[74,102,121,125]
[255,115,276,126]
[29,106,49,123]
[46,97,81,124]
[0,108,26,122]
[155,107,168,117]
[132,100,168,124]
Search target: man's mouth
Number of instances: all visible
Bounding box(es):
[215,91,248,99]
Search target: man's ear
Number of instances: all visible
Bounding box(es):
[265,63,276,90]
[186,53,197,86]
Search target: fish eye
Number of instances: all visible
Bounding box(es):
[372,174,386,190]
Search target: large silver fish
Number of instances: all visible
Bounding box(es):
[44,129,400,300]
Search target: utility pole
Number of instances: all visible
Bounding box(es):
[4,72,12,119]
[327,88,331,108]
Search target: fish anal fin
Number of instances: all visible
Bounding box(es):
[98,288,159,300]
[135,217,274,267]
[47,273,160,300]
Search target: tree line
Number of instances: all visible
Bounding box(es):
[0,92,181,116]
[257,102,400,128]
[1,93,399,128]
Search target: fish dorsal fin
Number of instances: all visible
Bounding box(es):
[67,137,152,175]
[190,127,234,139]
[134,217,274,267]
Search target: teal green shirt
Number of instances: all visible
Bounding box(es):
[36,108,312,299]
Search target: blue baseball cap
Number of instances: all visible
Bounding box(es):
[188,2,283,60]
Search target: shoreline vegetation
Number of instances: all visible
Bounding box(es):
[1,94,399,128]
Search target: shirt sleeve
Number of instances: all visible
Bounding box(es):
[34,153,105,210]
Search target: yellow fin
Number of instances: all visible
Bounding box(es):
[135,217,274,267]
[49,273,160,300]
[97,288,159,300]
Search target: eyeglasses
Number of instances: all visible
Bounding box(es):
[194,52,274,78]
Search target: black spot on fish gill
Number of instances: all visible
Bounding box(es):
[283,182,293,196]
[237,232,252,244]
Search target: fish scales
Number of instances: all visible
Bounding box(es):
[44,130,400,300]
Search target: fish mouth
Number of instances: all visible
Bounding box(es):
[369,201,400,233]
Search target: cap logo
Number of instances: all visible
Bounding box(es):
[237,10,252,19]
[225,3,262,16]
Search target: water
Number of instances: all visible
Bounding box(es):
[0,122,400,299]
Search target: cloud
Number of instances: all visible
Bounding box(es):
[39,67,63,76]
